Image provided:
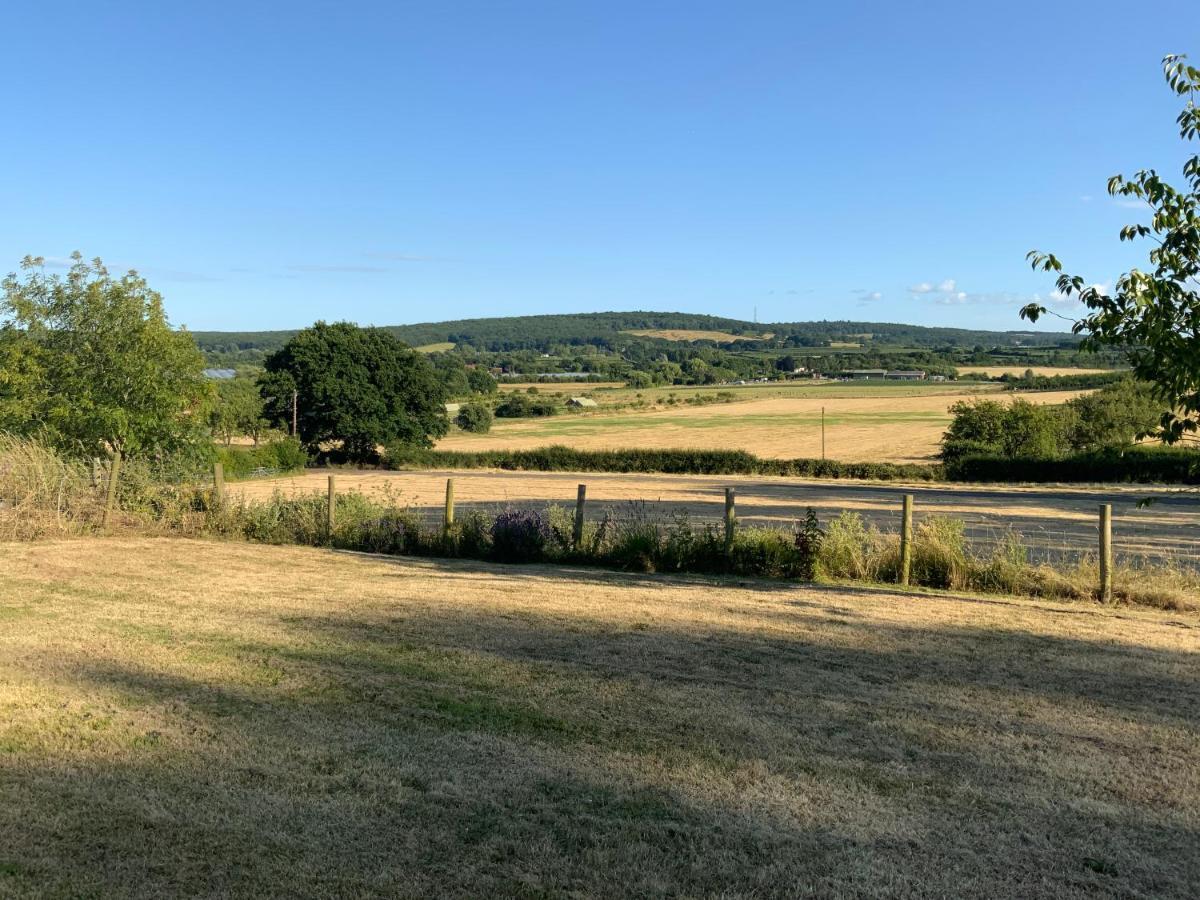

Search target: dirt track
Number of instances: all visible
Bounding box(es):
[235,468,1200,568]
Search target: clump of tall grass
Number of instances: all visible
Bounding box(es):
[0,434,102,538]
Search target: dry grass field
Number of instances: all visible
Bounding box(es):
[957,365,1119,378]
[1,537,1197,897]
[437,389,1086,463]
[497,381,626,392]
[622,328,770,342]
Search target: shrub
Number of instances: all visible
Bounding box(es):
[349,509,425,555]
[450,510,493,558]
[455,402,493,434]
[729,528,802,578]
[216,438,308,479]
[494,395,558,418]
[908,517,971,590]
[490,509,550,562]
[945,445,1200,484]
[793,508,823,581]
[818,512,893,582]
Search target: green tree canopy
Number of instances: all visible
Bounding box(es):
[262,322,448,460]
[210,376,269,446]
[941,398,1064,462]
[1023,55,1200,444]
[0,253,211,459]
[466,367,498,394]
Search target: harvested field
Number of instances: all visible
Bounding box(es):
[1,537,1197,897]
[498,381,625,391]
[235,467,1200,570]
[438,389,1087,463]
[622,328,770,342]
[958,365,1119,378]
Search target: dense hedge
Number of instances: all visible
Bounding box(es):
[946,445,1200,484]
[215,439,308,480]
[386,445,943,481]
[386,443,1200,484]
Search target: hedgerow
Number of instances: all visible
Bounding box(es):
[385,445,942,481]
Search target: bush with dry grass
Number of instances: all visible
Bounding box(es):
[0,434,102,538]
[3,435,1196,610]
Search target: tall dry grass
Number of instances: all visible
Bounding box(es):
[0,434,103,539]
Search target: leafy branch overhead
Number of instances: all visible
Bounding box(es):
[1022,54,1200,444]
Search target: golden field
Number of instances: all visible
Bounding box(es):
[437,389,1087,464]
[2,536,1196,897]
[957,365,1119,378]
[621,328,771,342]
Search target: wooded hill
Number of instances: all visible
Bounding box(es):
[193,311,1079,359]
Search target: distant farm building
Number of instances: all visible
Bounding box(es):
[885,371,927,381]
[566,397,598,408]
[203,368,237,380]
[845,369,887,379]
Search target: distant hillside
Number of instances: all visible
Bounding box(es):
[192,311,1079,358]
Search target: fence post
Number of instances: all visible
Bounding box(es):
[327,474,337,537]
[444,478,456,530]
[91,457,101,489]
[899,493,913,586]
[724,487,736,554]
[573,483,587,550]
[1099,503,1112,602]
[213,461,225,507]
[102,449,122,528]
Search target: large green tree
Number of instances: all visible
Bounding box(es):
[210,376,269,446]
[0,253,211,459]
[262,321,448,460]
[1023,55,1200,444]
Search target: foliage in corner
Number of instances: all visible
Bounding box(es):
[0,253,212,460]
[1022,54,1200,444]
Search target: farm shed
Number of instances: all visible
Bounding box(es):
[566,397,598,408]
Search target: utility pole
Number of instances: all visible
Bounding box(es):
[291,390,298,437]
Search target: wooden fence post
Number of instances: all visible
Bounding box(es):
[102,449,122,528]
[724,487,736,554]
[444,478,455,530]
[327,474,337,537]
[899,493,913,586]
[213,462,225,507]
[573,484,587,551]
[1099,503,1113,602]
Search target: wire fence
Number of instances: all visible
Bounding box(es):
[382,474,1200,575]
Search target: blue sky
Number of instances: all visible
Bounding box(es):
[2,1,1196,332]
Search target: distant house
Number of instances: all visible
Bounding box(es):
[845,369,886,379]
[203,368,236,380]
[885,371,927,381]
[566,397,598,408]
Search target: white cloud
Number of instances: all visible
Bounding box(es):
[1113,198,1150,210]
[908,278,956,294]
[867,291,882,301]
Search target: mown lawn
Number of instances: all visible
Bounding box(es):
[1,537,1197,898]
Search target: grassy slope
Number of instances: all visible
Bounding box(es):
[1,538,1197,898]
